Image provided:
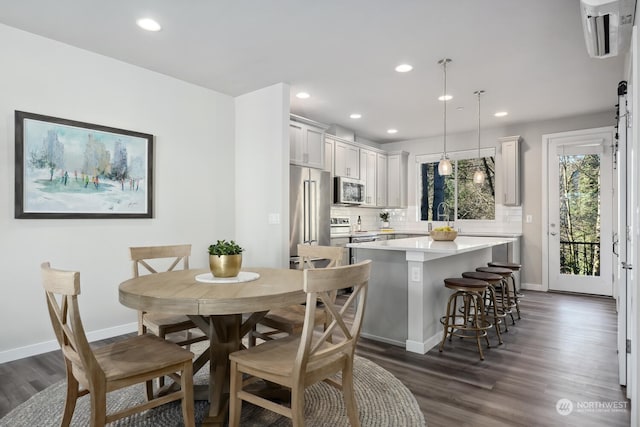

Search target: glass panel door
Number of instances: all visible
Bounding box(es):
[548,132,613,295]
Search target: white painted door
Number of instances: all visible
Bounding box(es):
[547,128,614,296]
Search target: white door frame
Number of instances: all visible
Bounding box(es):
[630,24,639,427]
[541,126,615,294]
[615,85,629,387]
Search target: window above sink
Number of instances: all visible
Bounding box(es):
[416,147,496,222]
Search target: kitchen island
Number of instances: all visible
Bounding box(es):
[347,236,517,354]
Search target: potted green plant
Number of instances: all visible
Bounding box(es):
[207,239,244,277]
[379,211,390,228]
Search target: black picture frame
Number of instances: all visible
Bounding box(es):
[15,111,154,219]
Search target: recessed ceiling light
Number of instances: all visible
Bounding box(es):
[387,129,398,134]
[494,111,508,117]
[136,18,162,32]
[438,95,453,101]
[350,113,362,119]
[296,92,310,99]
[395,64,413,73]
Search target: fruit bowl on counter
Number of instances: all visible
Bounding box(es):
[430,226,457,241]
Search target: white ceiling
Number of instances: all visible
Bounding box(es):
[0,0,627,142]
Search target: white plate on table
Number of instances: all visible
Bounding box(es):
[195,271,260,284]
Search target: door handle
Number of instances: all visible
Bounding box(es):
[309,180,317,243]
[550,232,557,236]
[303,180,310,243]
[622,262,633,270]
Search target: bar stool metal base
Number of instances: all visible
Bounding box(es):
[488,262,523,319]
[462,271,506,343]
[439,278,492,360]
[477,266,518,324]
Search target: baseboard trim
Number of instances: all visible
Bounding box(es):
[360,332,405,348]
[0,322,137,364]
[521,282,543,291]
[406,332,442,354]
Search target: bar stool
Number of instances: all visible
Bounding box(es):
[439,277,492,360]
[476,266,517,324]
[461,271,506,343]
[488,261,523,319]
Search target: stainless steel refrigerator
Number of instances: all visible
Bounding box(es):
[289,165,330,260]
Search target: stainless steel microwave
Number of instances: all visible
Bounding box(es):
[334,176,365,204]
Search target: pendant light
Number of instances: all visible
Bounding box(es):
[473,90,486,185]
[437,58,453,176]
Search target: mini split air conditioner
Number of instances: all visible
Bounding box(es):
[580,0,636,58]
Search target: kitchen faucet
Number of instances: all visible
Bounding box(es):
[437,202,450,225]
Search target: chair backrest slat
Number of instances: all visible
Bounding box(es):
[297,244,345,270]
[42,262,102,385]
[129,244,191,277]
[295,260,371,372]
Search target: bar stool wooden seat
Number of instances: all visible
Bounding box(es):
[439,277,492,360]
[476,266,518,324]
[488,261,521,270]
[461,271,506,343]
[487,262,523,319]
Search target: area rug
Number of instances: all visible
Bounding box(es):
[0,355,425,426]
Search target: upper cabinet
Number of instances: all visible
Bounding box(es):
[323,137,333,173]
[500,135,521,206]
[359,148,377,206]
[290,115,327,169]
[376,153,388,207]
[294,116,403,208]
[333,138,360,178]
[387,151,409,208]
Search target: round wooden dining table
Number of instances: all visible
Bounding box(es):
[119,267,305,426]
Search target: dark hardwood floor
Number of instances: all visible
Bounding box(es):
[0,291,630,426]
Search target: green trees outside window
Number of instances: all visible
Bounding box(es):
[419,156,495,221]
[558,154,601,276]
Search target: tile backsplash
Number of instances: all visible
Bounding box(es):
[330,204,522,234]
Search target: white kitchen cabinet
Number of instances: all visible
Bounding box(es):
[387,151,409,208]
[360,148,377,206]
[324,138,334,202]
[376,153,387,207]
[290,118,325,169]
[324,138,333,173]
[333,138,360,178]
[500,135,521,206]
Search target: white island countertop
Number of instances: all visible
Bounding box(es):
[347,235,516,255]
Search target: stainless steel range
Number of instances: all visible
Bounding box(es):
[330,216,352,237]
[330,216,351,265]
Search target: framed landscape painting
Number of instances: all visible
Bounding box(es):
[14,111,153,219]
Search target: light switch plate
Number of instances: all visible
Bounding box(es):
[268,213,280,225]
[526,215,533,223]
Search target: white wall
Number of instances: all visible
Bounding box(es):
[234,83,290,268]
[384,111,616,287]
[0,24,236,361]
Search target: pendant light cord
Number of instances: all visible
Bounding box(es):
[443,60,448,156]
[474,90,485,157]
[477,90,481,157]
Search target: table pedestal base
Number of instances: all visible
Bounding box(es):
[188,312,267,427]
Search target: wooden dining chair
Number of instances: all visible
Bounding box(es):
[248,244,345,347]
[130,244,207,398]
[229,259,372,427]
[130,244,207,347]
[41,262,195,427]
